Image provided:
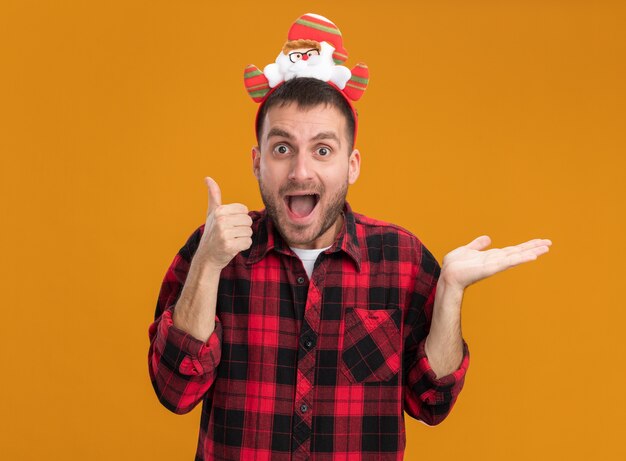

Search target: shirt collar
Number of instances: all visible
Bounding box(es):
[246,201,362,272]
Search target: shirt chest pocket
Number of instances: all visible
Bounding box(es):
[340,307,402,383]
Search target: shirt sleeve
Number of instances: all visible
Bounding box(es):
[403,241,470,426]
[148,226,222,414]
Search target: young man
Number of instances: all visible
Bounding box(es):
[148,15,551,461]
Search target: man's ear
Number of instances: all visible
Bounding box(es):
[348,149,361,185]
[252,146,261,179]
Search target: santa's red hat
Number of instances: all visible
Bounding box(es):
[287,13,349,64]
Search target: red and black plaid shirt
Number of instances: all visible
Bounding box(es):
[148,202,469,460]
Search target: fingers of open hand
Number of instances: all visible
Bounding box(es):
[465,235,491,251]
[501,238,552,254]
[496,243,551,271]
[443,237,552,287]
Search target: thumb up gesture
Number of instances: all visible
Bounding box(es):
[196,177,253,270]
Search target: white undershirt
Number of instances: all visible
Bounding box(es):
[290,246,331,278]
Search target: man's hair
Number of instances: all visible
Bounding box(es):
[255,78,356,150]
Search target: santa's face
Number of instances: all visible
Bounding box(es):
[252,103,360,249]
[287,48,321,63]
[276,43,332,75]
[263,41,351,89]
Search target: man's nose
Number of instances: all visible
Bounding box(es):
[288,153,314,181]
[301,54,309,61]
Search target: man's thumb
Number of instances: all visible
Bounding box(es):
[205,177,222,213]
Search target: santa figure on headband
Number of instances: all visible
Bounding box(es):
[264,39,351,89]
[244,13,369,102]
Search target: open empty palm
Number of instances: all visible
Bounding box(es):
[441,235,552,290]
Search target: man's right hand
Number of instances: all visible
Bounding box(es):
[173,177,252,342]
[196,177,253,271]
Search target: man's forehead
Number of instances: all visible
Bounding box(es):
[263,103,346,138]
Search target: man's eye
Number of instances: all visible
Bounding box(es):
[317,147,330,156]
[274,145,289,154]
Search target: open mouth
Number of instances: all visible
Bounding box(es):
[284,193,320,219]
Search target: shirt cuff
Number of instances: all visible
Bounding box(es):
[156,308,223,376]
[415,338,470,403]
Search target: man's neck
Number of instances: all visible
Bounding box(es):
[289,213,344,249]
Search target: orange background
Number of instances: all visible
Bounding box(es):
[1,1,624,460]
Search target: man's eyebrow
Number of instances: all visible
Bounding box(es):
[266,128,293,139]
[311,131,341,147]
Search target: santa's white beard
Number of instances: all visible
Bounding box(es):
[263,42,351,89]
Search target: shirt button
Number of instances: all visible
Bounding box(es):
[303,338,314,349]
[297,276,305,284]
[300,404,308,413]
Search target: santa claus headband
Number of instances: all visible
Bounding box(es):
[244,13,369,146]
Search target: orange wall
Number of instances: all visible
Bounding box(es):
[1,1,624,460]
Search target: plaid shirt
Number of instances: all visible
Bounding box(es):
[148,202,469,461]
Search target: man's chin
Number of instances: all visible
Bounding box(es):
[277,220,321,247]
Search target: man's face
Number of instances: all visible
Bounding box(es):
[252,103,360,249]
